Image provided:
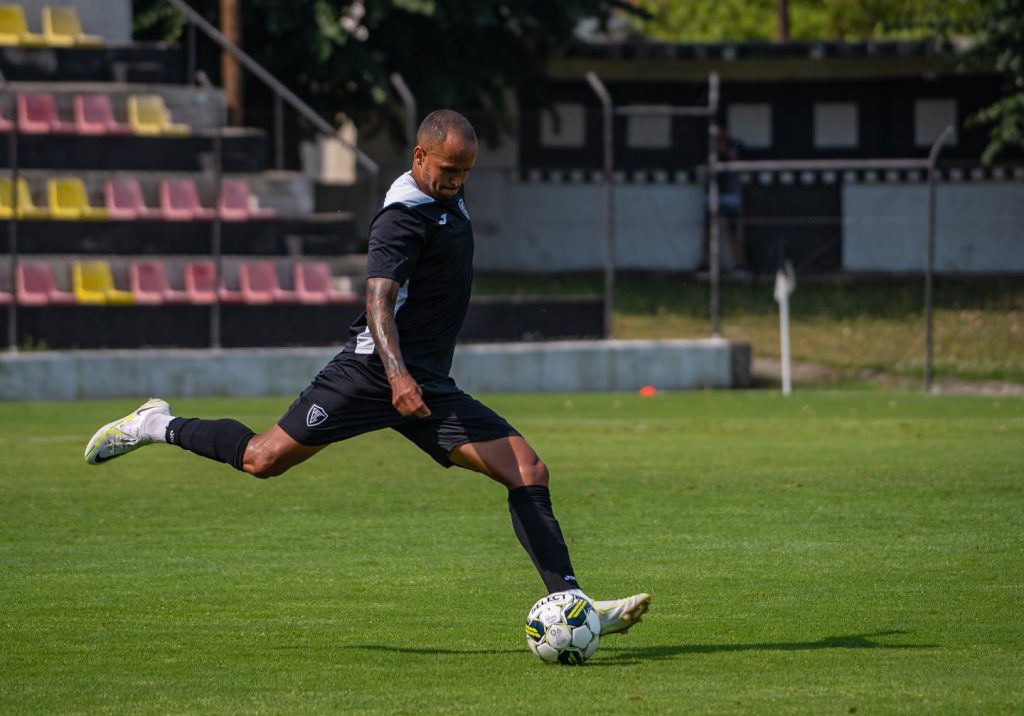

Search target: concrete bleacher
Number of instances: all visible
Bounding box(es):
[0,1,369,348]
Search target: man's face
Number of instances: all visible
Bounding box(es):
[412,134,477,201]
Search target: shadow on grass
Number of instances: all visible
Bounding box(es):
[597,630,935,665]
[334,631,934,663]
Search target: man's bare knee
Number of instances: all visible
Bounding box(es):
[522,457,549,487]
[243,454,291,479]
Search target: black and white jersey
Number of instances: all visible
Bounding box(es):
[341,171,474,378]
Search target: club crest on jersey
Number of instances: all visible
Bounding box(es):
[457,198,470,219]
[306,404,329,427]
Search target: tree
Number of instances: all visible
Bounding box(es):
[133,0,636,145]
[939,0,1024,162]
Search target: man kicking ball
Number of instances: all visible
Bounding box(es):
[84,109,649,636]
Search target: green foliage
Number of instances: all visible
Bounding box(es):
[2,394,1023,712]
[132,0,634,144]
[947,0,1024,162]
[628,0,977,42]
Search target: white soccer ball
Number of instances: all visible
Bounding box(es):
[524,591,601,665]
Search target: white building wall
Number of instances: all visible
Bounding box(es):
[843,182,1024,273]
[469,170,704,271]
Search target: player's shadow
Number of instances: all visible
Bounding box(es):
[335,630,932,662]
[595,630,935,665]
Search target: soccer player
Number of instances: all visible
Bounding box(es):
[84,110,650,635]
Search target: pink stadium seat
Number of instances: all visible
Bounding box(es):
[294,262,359,304]
[185,261,241,304]
[104,178,160,220]
[18,93,71,133]
[240,261,298,304]
[160,179,215,221]
[131,261,188,305]
[218,179,278,221]
[16,262,76,305]
[74,95,131,135]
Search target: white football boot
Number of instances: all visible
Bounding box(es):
[84,398,170,465]
[594,593,651,635]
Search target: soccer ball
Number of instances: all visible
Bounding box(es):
[524,591,601,665]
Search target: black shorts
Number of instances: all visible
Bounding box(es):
[277,352,519,467]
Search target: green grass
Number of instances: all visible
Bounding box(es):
[474,274,1024,384]
[2,393,1023,714]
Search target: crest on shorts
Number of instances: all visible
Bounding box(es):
[306,403,329,427]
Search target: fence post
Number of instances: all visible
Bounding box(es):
[585,71,615,339]
[211,131,223,349]
[6,88,18,353]
[924,125,955,393]
[707,73,721,338]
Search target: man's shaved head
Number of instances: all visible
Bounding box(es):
[416,110,477,150]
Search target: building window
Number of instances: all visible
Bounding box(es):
[727,103,772,149]
[627,111,672,149]
[915,99,958,147]
[540,103,586,148]
[814,102,859,149]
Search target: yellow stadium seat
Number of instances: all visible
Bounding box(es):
[48,177,109,220]
[0,177,52,219]
[127,95,190,137]
[73,260,134,305]
[0,5,46,47]
[42,6,103,48]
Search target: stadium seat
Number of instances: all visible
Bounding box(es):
[72,260,134,305]
[159,179,215,221]
[42,6,103,48]
[185,261,242,304]
[240,261,298,304]
[130,261,188,305]
[18,93,72,133]
[74,95,131,135]
[104,178,160,220]
[0,5,46,46]
[48,177,109,220]
[0,178,52,219]
[294,262,359,304]
[127,95,190,137]
[16,261,76,305]
[218,179,278,221]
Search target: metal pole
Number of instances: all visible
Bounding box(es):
[585,71,615,339]
[211,131,223,349]
[273,93,284,170]
[707,73,721,337]
[390,73,417,150]
[924,125,954,393]
[186,19,197,85]
[6,88,18,353]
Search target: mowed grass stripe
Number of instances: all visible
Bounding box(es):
[1,392,1022,714]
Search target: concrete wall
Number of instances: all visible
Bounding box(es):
[17,0,132,42]
[469,170,704,272]
[0,340,750,401]
[843,182,1024,273]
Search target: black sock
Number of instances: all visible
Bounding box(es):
[508,484,580,593]
[166,417,254,472]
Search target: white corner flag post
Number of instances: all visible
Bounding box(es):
[773,261,796,396]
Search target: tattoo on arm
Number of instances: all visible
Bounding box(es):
[366,277,407,381]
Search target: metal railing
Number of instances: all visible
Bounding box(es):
[169,0,380,215]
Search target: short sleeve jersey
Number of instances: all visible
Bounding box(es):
[341,171,474,377]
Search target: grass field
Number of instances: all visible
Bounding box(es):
[475,274,1024,384]
[2,392,1023,714]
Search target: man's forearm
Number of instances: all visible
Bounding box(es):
[366,277,408,381]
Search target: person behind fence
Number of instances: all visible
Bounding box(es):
[702,126,747,272]
[82,108,651,635]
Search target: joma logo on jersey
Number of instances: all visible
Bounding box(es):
[438,213,448,225]
[306,404,329,427]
